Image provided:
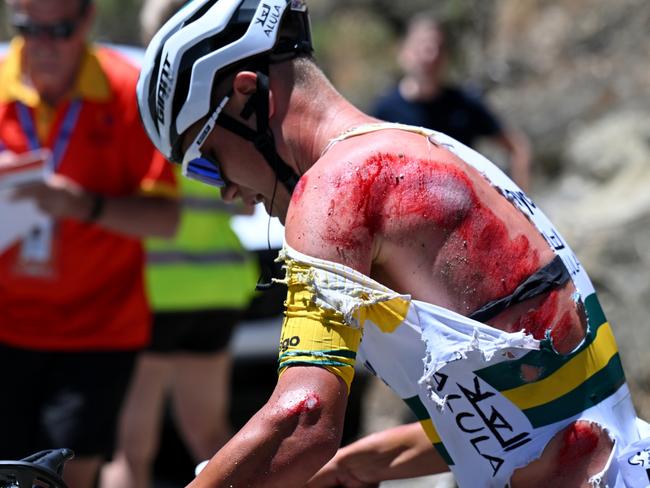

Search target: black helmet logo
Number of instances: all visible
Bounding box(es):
[255,3,282,38]
[156,54,173,126]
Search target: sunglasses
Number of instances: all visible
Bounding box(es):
[181,94,231,188]
[11,13,81,40]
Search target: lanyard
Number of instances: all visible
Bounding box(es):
[15,99,83,171]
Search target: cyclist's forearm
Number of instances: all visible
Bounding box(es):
[326,422,448,484]
[187,367,348,487]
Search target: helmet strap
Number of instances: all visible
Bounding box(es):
[215,67,299,195]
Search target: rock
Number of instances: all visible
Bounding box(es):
[538,109,650,418]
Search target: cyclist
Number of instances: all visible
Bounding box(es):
[136,1,650,486]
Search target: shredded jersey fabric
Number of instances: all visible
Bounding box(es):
[277,123,650,487]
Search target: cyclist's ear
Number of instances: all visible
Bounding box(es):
[232,71,266,120]
[232,71,258,97]
[232,71,276,120]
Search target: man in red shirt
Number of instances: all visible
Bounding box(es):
[0,0,178,486]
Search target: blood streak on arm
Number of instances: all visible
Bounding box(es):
[322,153,475,248]
[449,206,540,295]
[512,420,612,485]
[296,152,569,341]
[558,421,601,464]
[510,290,583,354]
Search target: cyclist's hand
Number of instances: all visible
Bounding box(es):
[305,448,379,488]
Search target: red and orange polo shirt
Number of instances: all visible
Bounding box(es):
[0,38,177,351]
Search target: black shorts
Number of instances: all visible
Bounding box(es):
[0,344,136,460]
[147,309,242,354]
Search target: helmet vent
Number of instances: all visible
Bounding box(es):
[182,0,218,29]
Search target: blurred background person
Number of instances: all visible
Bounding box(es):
[0,0,178,487]
[100,1,259,487]
[372,13,532,192]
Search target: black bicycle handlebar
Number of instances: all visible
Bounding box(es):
[0,448,73,488]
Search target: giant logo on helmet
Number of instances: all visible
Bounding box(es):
[255,3,282,38]
[156,54,173,125]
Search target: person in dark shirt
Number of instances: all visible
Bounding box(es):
[373,14,531,191]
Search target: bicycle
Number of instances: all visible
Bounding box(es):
[0,449,73,488]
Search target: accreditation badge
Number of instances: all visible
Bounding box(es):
[13,218,59,279]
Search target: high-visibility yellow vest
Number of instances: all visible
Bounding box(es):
[145,168,259,311]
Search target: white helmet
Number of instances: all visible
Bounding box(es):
[136,0,312,192]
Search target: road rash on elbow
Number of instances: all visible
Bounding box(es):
[267,389,331,442]
[278,390,322,418]
[264,389,341,477]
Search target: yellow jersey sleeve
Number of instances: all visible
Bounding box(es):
[278,271,362,391]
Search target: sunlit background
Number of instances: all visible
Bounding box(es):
[1,1,649,485]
